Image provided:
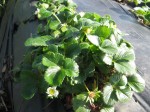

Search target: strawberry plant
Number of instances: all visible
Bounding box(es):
[132,0,150,26]
[16,0,145,112]
[115,0,150,26]
[129,0,143,5]
[117,0,149,5]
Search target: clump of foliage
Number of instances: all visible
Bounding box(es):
[129,0,143,5]
[131,0,150,26]
[116,0,149,5]
[16,0,145,112]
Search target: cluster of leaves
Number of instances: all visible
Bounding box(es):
[116,0,143,4]
[16,0,145,112]
[131,0,150,26]
[116,0,149,5]
[129,0,148,5]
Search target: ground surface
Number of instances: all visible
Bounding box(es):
[0,0,150,112]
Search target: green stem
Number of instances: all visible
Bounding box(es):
[84,83,90,92]
[52,13,61,24]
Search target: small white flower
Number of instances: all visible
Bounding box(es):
[46,87,59,98]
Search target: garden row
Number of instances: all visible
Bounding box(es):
[15,0,145,112]
[116,0,150,27]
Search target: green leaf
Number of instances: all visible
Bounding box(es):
[43,52,79,86]
[128,74,145,93]
[45,68,65,86]
[102,54,112,65]
[110,74,127,87]
[134,7,146,15]
[43,44,58,53]
[73,93,90,112]
[129,0,143,5]
[20,71,37,100]
[113,47,136,74]
[100,39,118,54]
[65,43,81,59]
[114,49,135,61]
[118,75,128,86]
[103,84,117,106]
[25,35,53,47]
[116,87,133,102]
[42,57,57,67]
[79,18,100,27]
[95,26,111,39]
[100,106,114,112]
[61,25,68,32]
[114,61,136,75]
[73,62,95,83]
[83,12,101,22]
[49,20,60,30]
[32,55,46,71]
[87,35,100,46]
[23,51,33,64]
[22,83,37,100]
[65,26,79,38]
[145,13,150,21]
[92,54,110,74]
[52,30,61,38]
[63,58,79,77]
[80,42,90,49]
[110,35,118,46]
[37,8,52,20]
